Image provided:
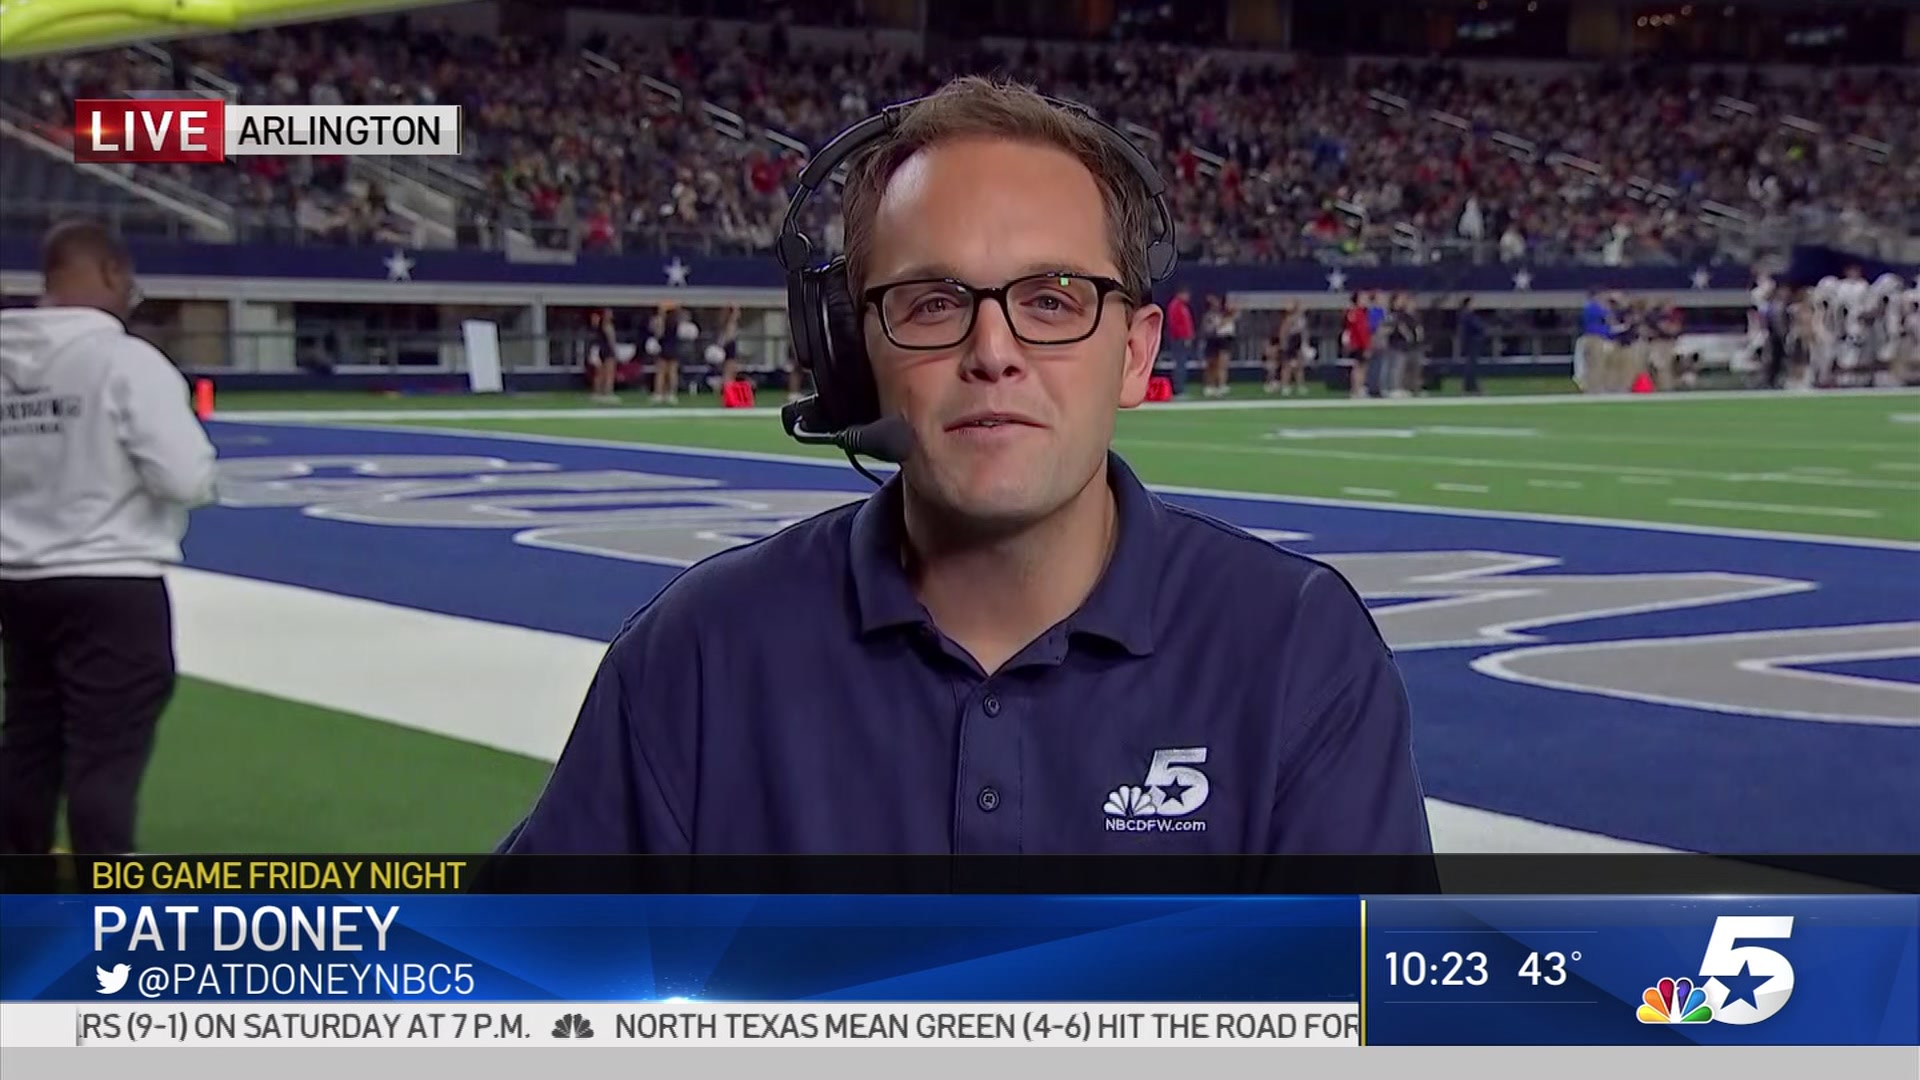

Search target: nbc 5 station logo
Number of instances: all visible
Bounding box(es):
[1639,916,1796,1027]
[1104,748,1209,832]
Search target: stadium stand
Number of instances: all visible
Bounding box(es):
[1,2,1914,398]
[4,12,1914,267]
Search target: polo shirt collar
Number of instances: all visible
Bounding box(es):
[848,473,925,635]
[848,452,1164,656]
[1066,452,1163,656]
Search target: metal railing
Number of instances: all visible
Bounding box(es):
[151,329,521,374]
[0,199,214,244]
[153,327,796,376]
[473,214,776,259]
[124,40,238,103]
[145,311,1747,379]
[0,197,424,249]
[367,151,489,203]
[0,103,236,237]
[224,207,426,249]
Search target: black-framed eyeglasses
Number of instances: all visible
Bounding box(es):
[863,272,1136,351]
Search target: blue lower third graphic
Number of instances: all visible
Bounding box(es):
[1,895,1358,1005]
[1364,895,1920,1046]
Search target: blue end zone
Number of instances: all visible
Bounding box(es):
[191,421,1920,854]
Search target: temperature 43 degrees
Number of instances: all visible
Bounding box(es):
[1518,951,1583,986]
[1380,949,1584,988]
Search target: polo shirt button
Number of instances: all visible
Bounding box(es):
[977,787,1000,812]
[982,694,1001,717]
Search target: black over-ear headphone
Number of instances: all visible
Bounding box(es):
[773,93,1179,478]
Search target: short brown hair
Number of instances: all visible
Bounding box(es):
[42,218,129,278]
[840,76,1156,303]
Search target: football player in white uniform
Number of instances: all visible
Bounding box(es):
[1833,265,1871,382]
[1870,273,1906,379]
[1810,274,1841,386]
[1900,280,1920,384]
[1787,288,1819,390]
[1748,273,1775,368]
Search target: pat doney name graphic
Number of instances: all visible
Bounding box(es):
[93,903,475,998]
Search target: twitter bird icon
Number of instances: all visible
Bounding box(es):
[96,964,130,995]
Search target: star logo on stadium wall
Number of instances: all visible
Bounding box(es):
[1325,269,1347,292]
[383,250,415,282]
[1511,268,1534,291]
[1691,267,1712,289]
[664,257,691,286]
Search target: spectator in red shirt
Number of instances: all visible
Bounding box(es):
[1164,285,1196,398]
[1175,142,1199,184]
[531,185,559,220]
[582,203,615,252]
[1343,293,1374,400]
[747,154,781,197]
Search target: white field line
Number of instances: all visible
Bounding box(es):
[1667,498,1881,519]
[168,567,598,763]
[1218,421,1914,457]
[1117,437,1920,493]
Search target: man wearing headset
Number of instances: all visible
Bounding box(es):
[500,77,1431,855]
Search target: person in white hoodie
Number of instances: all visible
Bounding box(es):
[0,220,217,855]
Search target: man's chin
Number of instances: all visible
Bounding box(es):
[914,476,1054,537]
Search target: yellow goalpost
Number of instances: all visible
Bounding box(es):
[0,0,460,58]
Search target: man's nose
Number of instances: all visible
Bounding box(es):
[962,298,1029,383]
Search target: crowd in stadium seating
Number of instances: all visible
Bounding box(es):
[11,16,1916,266]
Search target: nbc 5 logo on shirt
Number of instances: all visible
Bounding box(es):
[1104,748,1209,832]
[1638,916,1795,1027]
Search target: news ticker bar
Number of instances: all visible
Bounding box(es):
[3,894,1914,1047]
[71,100,461,161]
[5,1003,1361,1049]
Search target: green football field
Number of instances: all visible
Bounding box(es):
[300,387,1920,541]
[20,385,1920,854]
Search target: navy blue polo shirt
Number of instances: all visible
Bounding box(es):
[500,453,1431,855]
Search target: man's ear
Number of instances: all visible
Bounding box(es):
[1118,303,1164,409]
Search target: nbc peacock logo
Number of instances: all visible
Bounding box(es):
[1103,785,1158,818]
[1636,915,1797,1028]
[1637,977,1713,1024]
